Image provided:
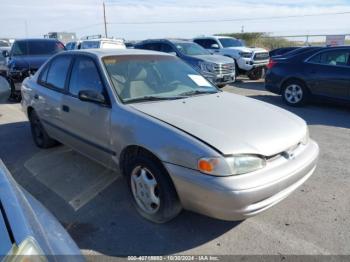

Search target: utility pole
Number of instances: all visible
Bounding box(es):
[103,2,108,38]
[241,25,245,33]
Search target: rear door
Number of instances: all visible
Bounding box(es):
[61,55,114,168]
[34,55,73,142]
[306,49,350,100]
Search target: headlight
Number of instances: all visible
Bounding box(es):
[198,155,266,176]
[199,62,216,73]
[9,237,47,262]
[239,52,253,58]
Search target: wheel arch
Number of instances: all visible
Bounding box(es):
[119,145,166,177]
[281,77,311,95]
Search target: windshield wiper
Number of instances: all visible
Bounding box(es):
[124,95,187,104]
[179,90,219,97]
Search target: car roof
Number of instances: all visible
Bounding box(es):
[65,48,173,58]
[194,35,236,40]
[137,39,192,45]
[14,38,61,43]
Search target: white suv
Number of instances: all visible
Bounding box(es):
[66,38,126,50]
[193,36,269,80]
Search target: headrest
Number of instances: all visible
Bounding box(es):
[129,63,147,81]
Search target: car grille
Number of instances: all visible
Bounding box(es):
[254,52,269,61]
[213,63,235,75]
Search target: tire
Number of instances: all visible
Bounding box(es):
[29,111,58,148]
[282,80,309,107]
[126,154,182,223]
[247,68,263,80]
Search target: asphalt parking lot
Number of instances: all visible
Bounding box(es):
[0,78,349,257]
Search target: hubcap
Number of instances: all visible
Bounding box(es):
[285,84,303,104]
[130,166,160,214]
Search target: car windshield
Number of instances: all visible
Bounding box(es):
[103,55,218,103]
[219,38,244,48]
[175,42,210,56]
[11,40,65,56]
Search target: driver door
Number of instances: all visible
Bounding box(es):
[61,55,114,168]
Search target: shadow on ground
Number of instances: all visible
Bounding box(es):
[0,120,239,256]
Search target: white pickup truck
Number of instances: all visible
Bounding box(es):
[193,36,269,80]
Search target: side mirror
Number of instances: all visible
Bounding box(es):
[78,90,107,105]
[210,44,219,49]
[2,50,9,58]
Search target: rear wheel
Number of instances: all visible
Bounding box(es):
[282,80,309,106]
[29,111,58,148]
[126,154,182,223]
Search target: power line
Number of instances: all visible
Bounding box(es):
[107,11,350,25]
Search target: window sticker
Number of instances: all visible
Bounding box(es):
[188,74,212,87]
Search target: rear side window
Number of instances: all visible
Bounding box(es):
[46,56,72,89]
[194,39,218,49]
[309,50,350,66]
[69,56,104,96]
[160,43,175,53]
[139,43,161,51]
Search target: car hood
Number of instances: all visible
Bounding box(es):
[131,92,307,156]
[9,55,51,70]
[192,54,234,64]
[225,46,267,53]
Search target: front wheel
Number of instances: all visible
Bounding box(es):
[282,80,309,107]
[247,67,263,80]
[126,154,182,223]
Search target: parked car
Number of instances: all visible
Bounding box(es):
[269,47,301,57]
[21,49,319,223]
[2,38,65,101]
[0,160,83,259]
[65,40,82,50]
[193,36,269,80]
[80,38,126,50]
[135,39,236,86]
[0,40,11,77]
[265,46,350,106]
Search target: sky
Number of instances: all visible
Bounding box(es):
[1,0,350,40]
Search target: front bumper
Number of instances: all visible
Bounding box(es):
[238,58,269,72]
[165,140,319,221]
[208,73,236,85]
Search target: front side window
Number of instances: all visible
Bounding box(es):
[219,38,244,48]
[175,42,210,56]
[309,50,350,66]
[11,40,65,56]
[69,57,104,96]
[194,39,218,49]
[46,56,72,89]
[103,55,218,103]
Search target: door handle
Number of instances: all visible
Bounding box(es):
[62,105,70,112]
[34,94,39,99]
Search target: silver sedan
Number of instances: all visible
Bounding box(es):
[21,49,319,223]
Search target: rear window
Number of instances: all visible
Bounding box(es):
[11,40,65,56]
[81,41,100,49]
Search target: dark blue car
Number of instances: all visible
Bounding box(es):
[2,39,65,101]
[265,46,350,106]
[135,39,236,87]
